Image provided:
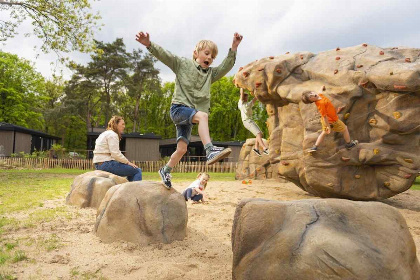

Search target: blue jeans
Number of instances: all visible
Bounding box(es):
[95,160,142,182]
[182,188,203,201]
[170,104,197,144]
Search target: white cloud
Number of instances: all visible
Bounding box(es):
[1,0,420,82]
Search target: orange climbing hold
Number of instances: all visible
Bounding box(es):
[336,47,340,51]
[359,81,369,87]
[357,64,363,68]
[405,58,411,63]
[334,69,338,74]
[243,71,249,77]
[394,85,407,90]
[276,68,282,73]
[379,51,384,55]
[255,82,262,87]
[238,67,243,71]
[362,43,368,47]
[341,157,350,162]
[258,68,264,71]
[281,161,289,166]
[300,55,304,59]
[269,56,274,59]
[336,57,340,60]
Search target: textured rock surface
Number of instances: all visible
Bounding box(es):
[234,44,420,200]
[235,138,271,180]
[95,181,187,245]
[232,198,420,280]
[66,170,127,209]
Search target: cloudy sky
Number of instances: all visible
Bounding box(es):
[2,0,420,83]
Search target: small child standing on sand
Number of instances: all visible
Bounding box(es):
[182,173,210,204]
[301,91,358,152]
[238,88,269,156]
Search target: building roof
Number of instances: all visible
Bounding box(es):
[0,122,61,140]
[87,131,161,139]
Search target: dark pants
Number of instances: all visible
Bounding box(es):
[182,188,203,201]
[95,160,142,182]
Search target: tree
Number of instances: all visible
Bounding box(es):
[87,38,131,123]
[0,51,46,130]
[0,0,101,55]
[123,51,160,132]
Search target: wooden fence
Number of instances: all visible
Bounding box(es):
[0,157,237,173]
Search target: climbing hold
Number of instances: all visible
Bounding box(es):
[258,67,264,71]
[276,68,282,73]
[238,67,243,71]
[379,51,384,55]
[322,85,326,91]
[393,85,407,90]
[269,56,274,59]
[344,113,350,120]
[390,72,393,75]
[373,148,380,155]
[384,182,391,187]
[369,118,377,125]
[281,161,289,166]
[404,158,413,163]
[405,58,411,63]
[336,47,340,51]
[243,71,249,77]
[404,174,412,179]
[357,64,363,68]
[336,57,341,60]
[393,111,401,119]
[275,149,280,154]
[300,55,304,59]
[334,69,339,74]
[355,175,361,179]
[362,43,368,47]
[341,157,350,162]
[285,52,290,54]
[327,183,334,187]
[255,82,262,88]
[256,167,261,171]
[359,81,369,87]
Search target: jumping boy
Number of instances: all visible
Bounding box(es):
[301,91,358,153]
[239,88,269,156]
[135,31,243,189]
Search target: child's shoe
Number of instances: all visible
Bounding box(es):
[263,148,269,155]
[252,148,262,157]
[308,145,318,153]
[345,140,358,150]
[206,146,232,165]
[158,167,172,189]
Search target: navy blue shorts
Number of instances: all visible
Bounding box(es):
[170,104,197,144]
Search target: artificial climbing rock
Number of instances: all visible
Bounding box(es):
[234,44,420,200]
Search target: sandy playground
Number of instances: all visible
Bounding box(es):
[3,179,420,279]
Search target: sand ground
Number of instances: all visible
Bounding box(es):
[3,179,420,280]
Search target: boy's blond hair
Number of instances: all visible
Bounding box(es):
[197,172,210,189]
[193,40,218,60]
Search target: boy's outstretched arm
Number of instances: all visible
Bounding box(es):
[135,31,180,73]
[231,32,243,51]
[135,32,151,48]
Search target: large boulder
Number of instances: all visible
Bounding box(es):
[234,44,420,200]
[66,170,127,209]
[94,181,187,245]
[232,198,420,280]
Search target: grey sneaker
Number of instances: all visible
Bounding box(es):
[158,167,172,189]
[345,140,359,150]
[252,148,262,157]
[263,148,269,155]
[308,145,318,153]
[206,146,232,165]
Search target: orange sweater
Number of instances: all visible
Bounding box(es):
[315,94,338,123]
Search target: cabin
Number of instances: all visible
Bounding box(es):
[0,122,61,157]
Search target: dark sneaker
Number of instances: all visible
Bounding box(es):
[308,145,317,153]
[345,140,359,150]
[263,148,269,155]
[158,167,172,189]
[206,146,232,165]
[252,148,262,157]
